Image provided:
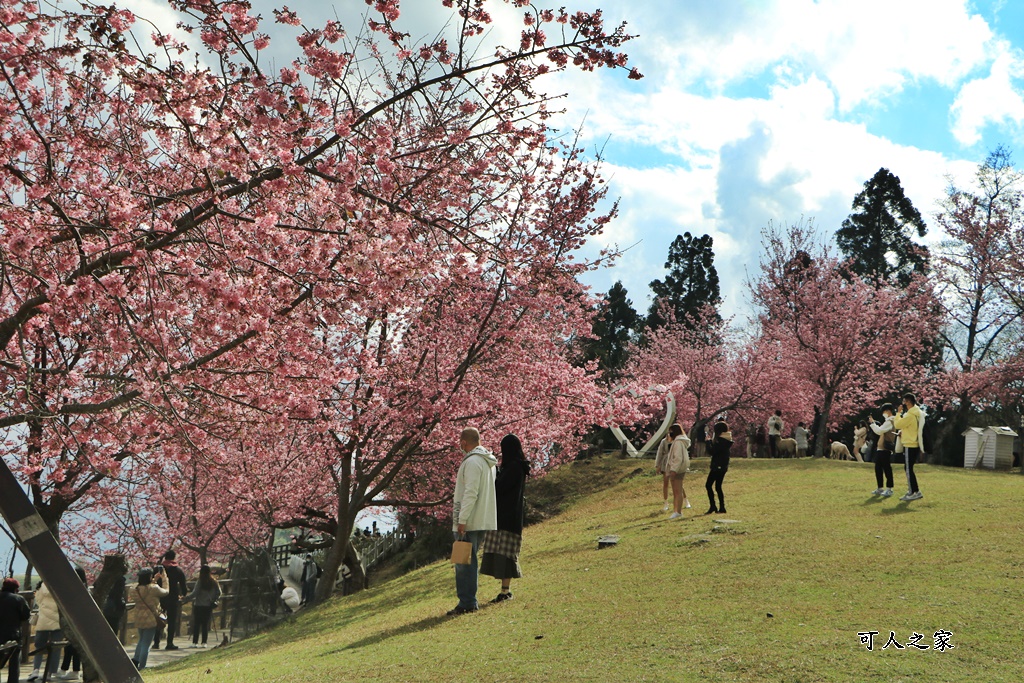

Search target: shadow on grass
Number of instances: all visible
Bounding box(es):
[320,614,450,654]
[861,496,885,505]
[879,503,917,515]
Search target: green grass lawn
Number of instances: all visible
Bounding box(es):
[148,457,1024,682]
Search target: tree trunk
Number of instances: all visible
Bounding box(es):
[932,394,970,466]
[314,516,358,603]
[344,541,367,594]
[689,419,708,460]
[813,392,835,458]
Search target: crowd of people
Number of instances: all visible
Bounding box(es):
[2,399,933,677]
[0,549,228,681]
[642,392,929,522]
[131,550,224,669]
[445,397,927,614]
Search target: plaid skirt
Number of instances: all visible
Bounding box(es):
[479,530,523,579]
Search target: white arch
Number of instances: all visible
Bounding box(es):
[611,392,675,458]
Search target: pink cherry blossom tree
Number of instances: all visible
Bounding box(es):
[929,148,1023,461]
[1,0,638,586]
[751,222,941,457]
[624,305,804,454]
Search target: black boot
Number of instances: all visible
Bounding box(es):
[718,499,726,514]
[706,502,717,515]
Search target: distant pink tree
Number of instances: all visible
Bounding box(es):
[625,306,800,451]
[929,148,1022,461]
[751,223,941,457]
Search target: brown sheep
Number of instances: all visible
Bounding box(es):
[777,437,797,457]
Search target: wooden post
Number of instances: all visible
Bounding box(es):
[0,459,142,683]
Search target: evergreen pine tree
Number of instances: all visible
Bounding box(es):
[836,168,928,286]
[647,232,721,331]
[587,281,640,383]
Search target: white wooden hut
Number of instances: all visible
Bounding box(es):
[963,427,1018,470]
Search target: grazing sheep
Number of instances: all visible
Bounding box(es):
[777,437,797,457]
[830,441,852,460]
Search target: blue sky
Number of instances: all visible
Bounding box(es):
[549,0,1024,319]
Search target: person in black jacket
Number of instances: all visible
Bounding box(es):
[705,421,733,514]
[479,434,529,603]
[154,550,188,650]
[0,577,31,683]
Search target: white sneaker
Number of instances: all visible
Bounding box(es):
[27,671,40,682]
[907,491,923,500]
[881,488,893,497]
[189,644,198,649]
[684,500,691,509]
[668,512,682,520]
[662,502,670,512]
[201,643,208,648]
[871,488,883,495]
[899,492,911,501]
[61,672,80,682]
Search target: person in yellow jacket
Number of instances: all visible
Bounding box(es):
[891,393,924,501]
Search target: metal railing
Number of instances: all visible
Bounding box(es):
[271,530,410,578]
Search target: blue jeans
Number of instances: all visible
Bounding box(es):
[134,627,157,669]
[32,629,61,674]
[454,530,484,610]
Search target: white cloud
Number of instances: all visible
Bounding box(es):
[605,0,992,110]
[950,40,1024,145]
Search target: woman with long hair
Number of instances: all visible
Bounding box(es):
[182,566,221,648]
[480,434,530,603]
[666,423,691,519]
[854,420,869,460]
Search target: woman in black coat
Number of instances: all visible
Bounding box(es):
[479,434,530,603]
[705,421,733,514]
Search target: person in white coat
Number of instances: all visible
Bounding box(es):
[27,582,61,681]
[448,427,498,615]
[666,423,691,519]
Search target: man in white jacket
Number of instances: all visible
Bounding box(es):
[449,427,498,615]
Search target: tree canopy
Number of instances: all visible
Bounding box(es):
[647,232,721,332]
[836,167,928,286]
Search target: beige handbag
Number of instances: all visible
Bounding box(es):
[450,538,472,565]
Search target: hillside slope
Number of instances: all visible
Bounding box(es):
[149,457,1024,682]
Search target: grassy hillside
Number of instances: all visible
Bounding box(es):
[149,457,1024,682]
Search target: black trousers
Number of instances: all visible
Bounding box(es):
[768,435,779,458]
[706,468,727,509]
[155,599,181,647]
[904,447,920,493]
[192,605,213,645]
[874,450,893,489]
[2,644,20,683]
[60,643,80,672]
